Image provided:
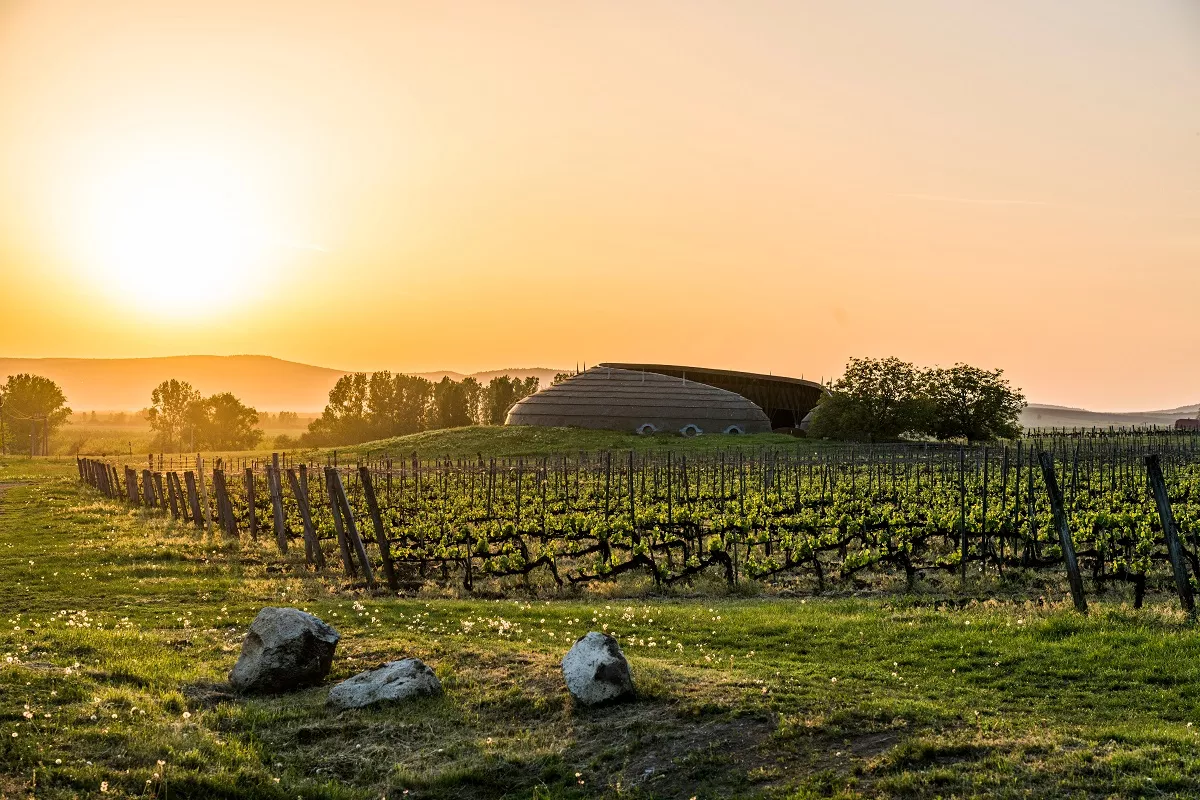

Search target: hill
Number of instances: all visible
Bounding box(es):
[0,356,562,412]
[335,425,807,459]
[1020,402,1199,430]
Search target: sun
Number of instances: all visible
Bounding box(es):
[72,150,277,316]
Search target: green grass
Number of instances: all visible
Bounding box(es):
[43,423,816,466]
[4,457,1200,798]
[339,425,814,460]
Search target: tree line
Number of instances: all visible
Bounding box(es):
[297,372,539,447]
[0,369,542,456]
[807,357,1026,443]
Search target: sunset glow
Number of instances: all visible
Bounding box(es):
[70,148,276,315]
[1,1,1199,409]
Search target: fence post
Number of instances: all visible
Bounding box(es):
[243,468,257,539]
[166,472,180,520]
[1038,451,1088,613]
[331,468,375,588]
[1145,453,1194,613]
[287,468,324,568]
[268,461,287,554]
[126,467,139,505]
[184,471,203,529]
[212,469,238,539]
[142,469,156,508]
[154,472,167,511]
[958,447,967,582]
[325,467,357,576]
[196,457,212,536]
[359,466,398,591]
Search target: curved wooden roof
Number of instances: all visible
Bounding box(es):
[600,363,826,429]
[506,367,771,435]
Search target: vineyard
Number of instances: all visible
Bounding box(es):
[76,433,1200,605]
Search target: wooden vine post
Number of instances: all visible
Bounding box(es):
[212,468,238,539]
[325,467,358,577]
[359,466,398,591]
[1145,453,1194,614]
[142,469,155,508]
[268,455,287,554]
[166,473,180,520]
[330,468,375,587]
[153,472,167,511]
[1037,451,1088,613]
[286,468,324,569]
[126,467,139,505]
[184,471,202,527]
[243,468,257,539]
[196,456,212,536]
[958,447,967,582]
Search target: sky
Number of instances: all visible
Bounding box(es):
[0,0,1198,410]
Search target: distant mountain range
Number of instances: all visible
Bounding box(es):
[0,356,563,412]
[1020,403,1199,430]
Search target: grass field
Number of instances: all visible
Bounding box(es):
[4,455,1200,798]
[341,426,811,460]
[45,423,308,460]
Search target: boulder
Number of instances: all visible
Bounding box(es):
[229,607,340,694]
[561,632,635,706]
[327,658,442,710]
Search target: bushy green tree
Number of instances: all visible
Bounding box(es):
[924,364,1025,442]
[483,376,540,425]
[303,371,434,446]
[0,373,72,455]
[193,392,262,451]
[807,357,928,442]
[147,379,201,450]
[367,372,432,438]
[808,357,1025,443]
[429,377,474,429]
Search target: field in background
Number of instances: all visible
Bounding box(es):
[5,458,1200,798]
[40,425,811,465]
[43,420,313,459]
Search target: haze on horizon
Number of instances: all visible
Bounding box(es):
[1,1,1197,411]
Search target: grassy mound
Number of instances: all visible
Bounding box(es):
[333,425,809,460]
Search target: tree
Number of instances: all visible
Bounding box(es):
[147,379,201,450]
[924,364,1025,442]
[0,373,72,455]
[303,371,435,446]
[807,357,928,442]
[304,373,371,445]
[367,372,432,438]
[483,376,540,425]
[193,392,262,451]
[276,411,299,427]
[429,377,474,429]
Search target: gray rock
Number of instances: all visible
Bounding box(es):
[562,632,635,706]
[328,659,442,710]
[229,607,339,694]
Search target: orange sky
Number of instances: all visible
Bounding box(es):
[1,1,1198,410]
